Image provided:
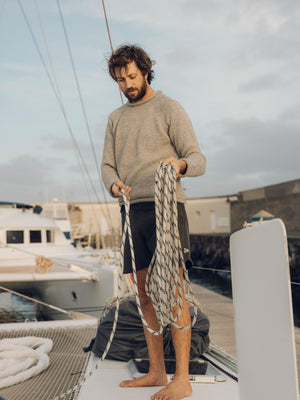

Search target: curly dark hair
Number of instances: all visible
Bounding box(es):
[108,44,155,84]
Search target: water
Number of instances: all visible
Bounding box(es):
[189,267,300,328]
[189,268,233,298]
[0,292,45,322]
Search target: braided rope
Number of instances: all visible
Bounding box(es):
[0,337,53,389]
[48,264,124,400]
[123,162,197,335]
[49,162,197,398]
[35,256,54,273]
[47,266,123,399]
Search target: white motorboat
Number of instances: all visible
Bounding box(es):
[0,204,124,321]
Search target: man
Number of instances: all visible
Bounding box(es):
[101,44,206,400]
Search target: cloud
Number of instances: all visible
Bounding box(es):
[0,62,41,73]
[73,0,300,38]
[164,48,199,65]
[42,134,75,151]
[0,156,48,202]
[186,114,300,197]
[1,0,299,202]
[238,74,292,92]
[280,105,300,123]
[0,154,105,203]
[0,156,47,185]
[39,133,105,198]
[41,133,102,167]
[209,117,299,170]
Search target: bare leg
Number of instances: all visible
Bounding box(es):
[120,268,168,388]
[151,268,192,400]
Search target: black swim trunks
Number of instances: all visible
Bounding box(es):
[121,202,193,274]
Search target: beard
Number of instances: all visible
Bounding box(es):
[123,78,147,103]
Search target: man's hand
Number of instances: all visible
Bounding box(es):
[162,158,187,178]
[111,181,132,198]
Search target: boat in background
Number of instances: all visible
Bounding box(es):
[37,198,72,241]
[0,203,126,321]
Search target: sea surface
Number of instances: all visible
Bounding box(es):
[0,292,46,322]
[189,267,300,328]
[1,269,299,327]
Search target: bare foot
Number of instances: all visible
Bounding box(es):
[151,378,192,400]
[120,372,168,388]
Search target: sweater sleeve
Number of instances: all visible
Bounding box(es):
[167,100,206,178]
[101,116,120,196]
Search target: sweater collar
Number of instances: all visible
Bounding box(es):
[125,90,162,107]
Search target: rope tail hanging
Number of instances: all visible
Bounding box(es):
[49,162,198,399]
[49,266,124,400]
[122,162,198,335]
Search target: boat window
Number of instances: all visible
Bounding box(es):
[6,230,24,244]
[30,230,42,243]
[46,230,53,243]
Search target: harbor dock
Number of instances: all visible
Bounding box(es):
[191,283,300,387]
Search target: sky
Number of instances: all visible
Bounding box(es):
[0,0,299,203]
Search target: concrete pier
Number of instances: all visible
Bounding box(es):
[191,283,300,387]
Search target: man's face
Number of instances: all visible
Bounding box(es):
[115,61,148,103]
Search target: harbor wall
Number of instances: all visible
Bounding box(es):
[190,234,300,277]
[190,234,230,270]
[230,179,300,237]
[189,233,300,326]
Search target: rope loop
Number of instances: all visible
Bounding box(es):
[0,337,53,389]
[49,161,199,399]
[122,161,197,335]
[35,256,54,273]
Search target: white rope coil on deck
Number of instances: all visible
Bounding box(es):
[0,337,53,389]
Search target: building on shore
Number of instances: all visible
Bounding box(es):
[66,194,237,245]
[68,201,121,248]
[185,195,237,235]
[33,178,299,248]
[230,178,300,237]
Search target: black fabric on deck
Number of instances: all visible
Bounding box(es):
[89,298,210,361]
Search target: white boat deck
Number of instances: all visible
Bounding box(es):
[191,283,300,389]
[1,285,299,400]
[78,357,239,400]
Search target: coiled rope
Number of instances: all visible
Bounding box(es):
[0,337,53,389]
[123,162,197,335]
[35,256,54,273]
[49,162,197,398]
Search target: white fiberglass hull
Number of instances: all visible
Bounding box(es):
[78,355,238,400]
[0,251,122,320]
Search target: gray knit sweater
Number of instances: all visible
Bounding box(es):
[101,91,206,204]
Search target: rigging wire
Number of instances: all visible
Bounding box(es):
[192,266,300,287]
[0,285,92,320]
[100,0,300,293]
[101,0,113,53]
[18,0,93,199]
[56,0,115,239]
[101,0,124,105]
[18,0,107,247]
[33,0,63,111]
